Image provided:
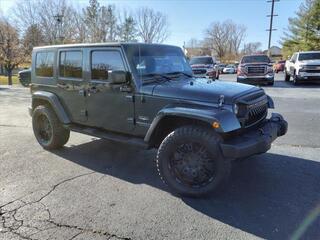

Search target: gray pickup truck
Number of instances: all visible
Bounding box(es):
[29,43,287,197]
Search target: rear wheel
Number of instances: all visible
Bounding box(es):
[285,71,290,82]
[32,105,70,150]
[156,126,230,197]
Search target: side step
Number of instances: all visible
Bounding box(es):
[68,124,149,149]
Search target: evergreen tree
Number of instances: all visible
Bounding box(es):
[118,16,137,42]
[282,0,320,57]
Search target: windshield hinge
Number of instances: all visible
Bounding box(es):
[219,95,225,107]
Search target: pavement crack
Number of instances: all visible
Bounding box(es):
[0,124,28,128]
[0,172,96,240]
[36,171,95,203]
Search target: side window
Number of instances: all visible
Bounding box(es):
[291,54,297,62]
[35,52,54,77]
[91,50,125,80]
[59,51,82,78]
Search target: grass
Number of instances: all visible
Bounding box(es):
[0,75,19,85]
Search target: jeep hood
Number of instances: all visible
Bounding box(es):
[144,78,260,104]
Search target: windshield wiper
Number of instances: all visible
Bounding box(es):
[166,71,193,78]
[142,73,173,84]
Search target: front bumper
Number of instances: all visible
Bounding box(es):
[296,73,320,82]
[237,74,274,85]
[220,113,287,159]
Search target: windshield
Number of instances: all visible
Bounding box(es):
[189,57,213,65]
[123,44,192,82]
[226,64,234,68]
[241,55,270,63]
[298,53,320,61]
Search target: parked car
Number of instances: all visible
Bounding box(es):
[274,60,286,73]
[218,64,226,74]
[18,68,31,87]
[29,43,287,197]
[237,54,274,86]
[223,64,236,74]
[284,51,320,85]
[189,56,219,79]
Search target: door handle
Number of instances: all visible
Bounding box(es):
[87,86,99,96]
[57,83,69,89]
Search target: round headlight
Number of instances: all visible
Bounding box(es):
[233,103,239,115]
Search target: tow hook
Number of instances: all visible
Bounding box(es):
[259,128,265,135]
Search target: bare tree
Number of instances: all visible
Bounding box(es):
[22,24,45,56]
[242,42,262,55]
[204,21,229,59]
[204,20,247,60]
[136,7,169,43]
[0,19,27,85]
[12,0,81,44]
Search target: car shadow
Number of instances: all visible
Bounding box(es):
[52,139,320,240]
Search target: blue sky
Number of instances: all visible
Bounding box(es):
[0,0,303,49]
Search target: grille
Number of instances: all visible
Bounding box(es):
[192,69,206,75]
[305,70,320,73]
[247,66,266,75]
[237,91,268,127]
[245,102,268,126]
[304,65,320,73]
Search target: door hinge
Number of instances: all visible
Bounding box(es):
[80,109,88,117]
[126,95,135,102]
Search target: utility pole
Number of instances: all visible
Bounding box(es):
[266,0,279,57]
[54,13,64,44]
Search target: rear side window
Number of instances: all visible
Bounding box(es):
[59,51,82,78]
[91,50,125,80]
[35,52,54,77]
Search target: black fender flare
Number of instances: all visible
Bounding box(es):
[144,106,241,143]
[32,91,70,124]
[267,95,274,109]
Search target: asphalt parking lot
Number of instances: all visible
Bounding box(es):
[1,73,320,240]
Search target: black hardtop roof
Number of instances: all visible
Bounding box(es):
[33,42,179,51]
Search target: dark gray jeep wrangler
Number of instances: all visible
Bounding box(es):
[29,43,287,197]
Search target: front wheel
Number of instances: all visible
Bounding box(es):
[32,105,70,150]
[156,126,230,197]
[293,73,300,85]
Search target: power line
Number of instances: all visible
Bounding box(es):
[266,0,279,57]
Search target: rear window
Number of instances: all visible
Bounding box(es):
[298,53,320,61]
[190,57,214,65]
[59,51,82,78]
[241,55,270,63]
[35,52,54,77]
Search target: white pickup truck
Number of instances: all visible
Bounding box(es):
[285,51,320,85]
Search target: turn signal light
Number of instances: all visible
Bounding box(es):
[212,121,220,129]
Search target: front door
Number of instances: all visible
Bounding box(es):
[84,47,134,134]
[56,49,87,123]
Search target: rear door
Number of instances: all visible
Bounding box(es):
[56,48,87,123]
[84,47,135,134]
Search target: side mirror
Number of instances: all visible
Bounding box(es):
[109,70,131,84]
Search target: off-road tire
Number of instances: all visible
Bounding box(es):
[156,125,231,197]
[32,105,70,150]
[285,71,290,82]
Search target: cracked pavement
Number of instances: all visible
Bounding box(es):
[1,74,320,240]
